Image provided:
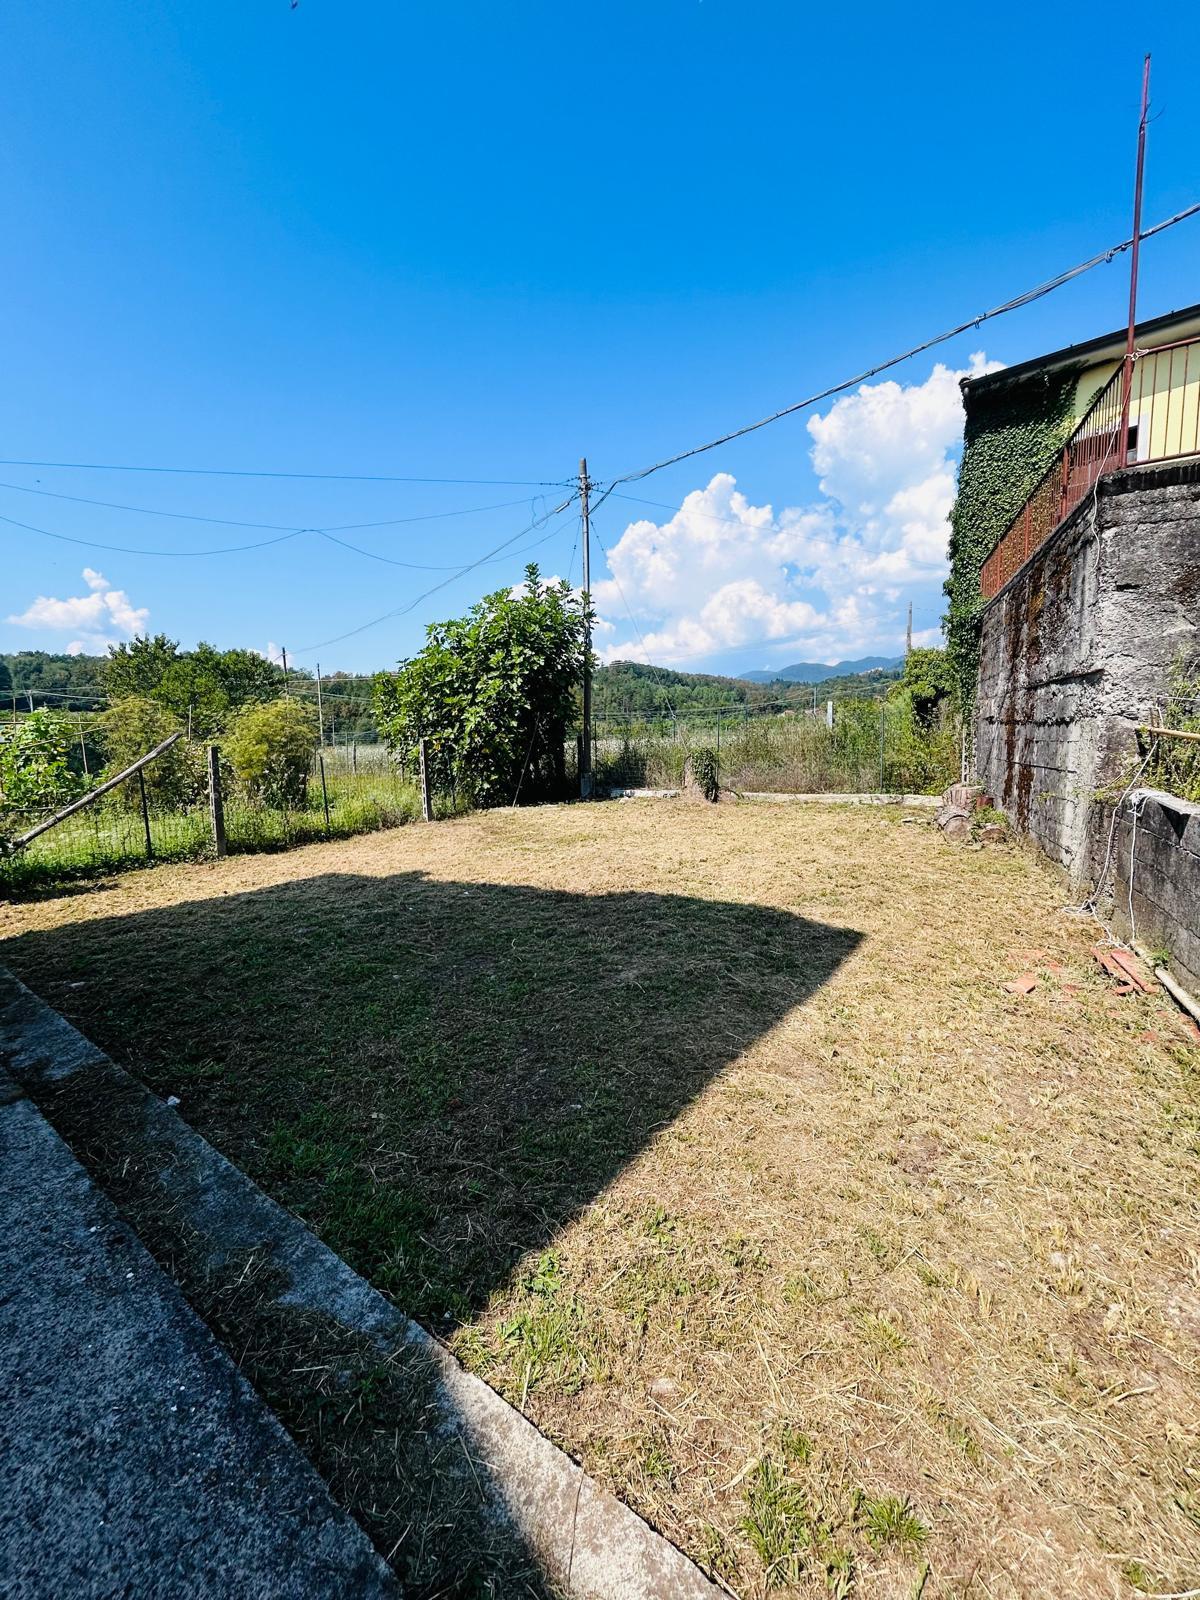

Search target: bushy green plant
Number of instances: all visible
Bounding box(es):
[894,647,956,728]
[688,746,720,801]
[225,698,319,808]
[97,697,200,809]
[373,565,590,808]
[0,709,88,816]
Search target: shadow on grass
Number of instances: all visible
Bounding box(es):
[5,869,861,1327]
[4,869,862,1593]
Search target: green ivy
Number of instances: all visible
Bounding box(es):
[688,746,720,802]
[944,366,1080,710]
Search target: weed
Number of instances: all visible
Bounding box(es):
[860,1495,928,1552]
[781,1425,813,1466]
[741,1458,816,1587]
[854,1309,909,1358]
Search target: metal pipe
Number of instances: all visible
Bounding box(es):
[1120,55,1152,459]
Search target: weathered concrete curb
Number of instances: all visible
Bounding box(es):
[0,968,719,1600]
[603,786,939,807]
[0,1064,399,1600]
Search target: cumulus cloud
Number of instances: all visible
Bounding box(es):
[7,568,149,656]
[595,353,999,665]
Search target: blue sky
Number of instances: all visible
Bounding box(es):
[2,1,1198,677]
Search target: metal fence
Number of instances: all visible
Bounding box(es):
[1,739,431,894]
[980,335,1200,600]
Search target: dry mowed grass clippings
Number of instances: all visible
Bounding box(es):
[3,800,1200,1599]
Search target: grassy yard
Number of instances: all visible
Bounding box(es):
[3,801,1199,1598]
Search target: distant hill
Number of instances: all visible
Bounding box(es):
[737,654,902,685]
[592,658,899,719]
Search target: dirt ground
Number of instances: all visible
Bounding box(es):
[3,800,1199,1599]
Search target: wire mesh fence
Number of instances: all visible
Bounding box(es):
[0,738,440,895]
[588,703,959,797]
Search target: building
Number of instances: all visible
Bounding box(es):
[951,303,1200,992]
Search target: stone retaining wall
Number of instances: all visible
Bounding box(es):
[976,461,1200,880]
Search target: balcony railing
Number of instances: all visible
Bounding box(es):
[979,334,1200,600]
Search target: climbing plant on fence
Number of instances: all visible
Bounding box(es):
[945,366,1080,712]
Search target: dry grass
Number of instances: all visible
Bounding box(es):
[3,799,1200,1599]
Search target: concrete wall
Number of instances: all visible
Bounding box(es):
[1097,789,1200,995]
[976,461,1200,880]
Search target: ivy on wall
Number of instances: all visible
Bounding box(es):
[944,366,1081,709]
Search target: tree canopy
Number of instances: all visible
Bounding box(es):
[105,635,289,735]
[373,566,590,807]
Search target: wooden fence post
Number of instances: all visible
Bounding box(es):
[207,744,227,858]
[137,768,153,860]
[318,753,332,833]
[418,737,433,822]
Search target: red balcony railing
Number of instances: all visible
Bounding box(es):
[979,335,1200,600]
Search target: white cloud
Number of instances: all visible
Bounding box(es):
[596,354,1002,666]
[7,569,149,656]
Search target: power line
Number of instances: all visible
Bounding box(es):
[0,458,571,488]
[591,202,1200,506]
[316,504,571,573]
[296,497,577,652]
[0,511,308,557]
[0,478,543,536]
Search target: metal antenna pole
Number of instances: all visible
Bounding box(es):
[316,662,325,746]
[1120,54,1151,462]
[579,457,593,798]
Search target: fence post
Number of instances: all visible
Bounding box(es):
[418,737,433,822]
[207,744,226,857]
[826,699,834,730]
[318,753,332,833]
[137,768,154,860]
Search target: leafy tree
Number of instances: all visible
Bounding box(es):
[105,633,181,698]
[225,698,319,807]
[1,650,106,708]
[0,710,88,816]
[373,565,590,807]
[894,647,956,728]
[0,658,11,700]
[96,697,199,809]
[105,635,288,736]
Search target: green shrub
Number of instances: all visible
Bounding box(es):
[688,746,720,801]
[373,565,589,808]
[225,698,319,807]
[97,697,200,809]
[0,709,87,817]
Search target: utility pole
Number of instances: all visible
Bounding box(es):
[281,646,290,698]
[316,662,325,746]
[1120,54,1151,463]
[906,602,913,658]
[579,457,593,798]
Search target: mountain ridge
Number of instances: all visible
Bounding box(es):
[737,654,902,685]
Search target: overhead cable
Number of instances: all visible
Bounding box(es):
[297,496,578,652]
[592,202,1200,507]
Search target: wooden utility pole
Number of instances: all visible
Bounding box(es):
[316,662,325,745]
[579,458,593,798]
[906,602,913,658]
[1120,55,1151,461]
[281,646,290,697]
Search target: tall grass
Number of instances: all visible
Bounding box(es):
[593,700,958,797]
